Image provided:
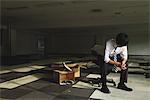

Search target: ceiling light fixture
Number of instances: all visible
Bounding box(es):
[91,9,102,12]
[114,12,122,15]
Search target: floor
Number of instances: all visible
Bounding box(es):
[0,56,150,100]
[0,68,150,100]
[89,73,150,100]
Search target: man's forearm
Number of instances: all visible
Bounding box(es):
[108,59,121,66]
[122,58,127,65]
[121,58,127,70]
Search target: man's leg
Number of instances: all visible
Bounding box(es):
[116,54,128,83]
[117,65,133,91]
[100,63,113,93]
[120,67,128,84]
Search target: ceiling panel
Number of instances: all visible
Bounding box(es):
[1,0,149,29]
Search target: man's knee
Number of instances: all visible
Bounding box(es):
[103,63,113,75]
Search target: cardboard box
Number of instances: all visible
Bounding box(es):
[52,63,81,84]
[51,63,80,78]
[53,70,75,84]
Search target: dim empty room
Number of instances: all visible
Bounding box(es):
[0,0,150,100]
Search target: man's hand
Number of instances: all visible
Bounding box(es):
[121,58,127,70]
[116,62,127,70]
[116,61,121,67]
[121,63,127,70]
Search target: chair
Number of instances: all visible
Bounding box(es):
[78,44,116,87]
[81,55,116,87]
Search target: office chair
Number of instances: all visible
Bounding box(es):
[92,54,116,87]
[78,44,116,87]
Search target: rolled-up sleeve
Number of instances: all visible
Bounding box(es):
[104,42,111,63]
[121,46,128,60]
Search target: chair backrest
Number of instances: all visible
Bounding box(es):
[91,44,105,66]
[91,44,104,56]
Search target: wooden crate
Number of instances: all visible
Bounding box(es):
[51,63,81,78]
[70,65,80,78]
[53,70,75,84]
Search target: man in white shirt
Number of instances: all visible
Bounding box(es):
[100,33,133,93]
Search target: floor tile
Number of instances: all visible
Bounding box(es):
[62,87,94,98]
[0,72,27,82]
[16,91,55,100]
[39,84,70,95]
[53,94,88,100]
[25,79,51,89]
[0,87,33,99]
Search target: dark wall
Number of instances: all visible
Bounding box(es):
[45,23,149,55]
[3,23,149,56]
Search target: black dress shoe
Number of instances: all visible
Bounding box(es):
[99,85,111,94]
[117,83,133,91]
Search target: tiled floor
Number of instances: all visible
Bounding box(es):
[0,62,150,100]
[0,79,94,100]
[0,64,94,100]
[89,74,150,100]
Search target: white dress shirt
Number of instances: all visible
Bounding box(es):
[104,39,128,63]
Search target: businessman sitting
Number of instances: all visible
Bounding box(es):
[100,33,133,93]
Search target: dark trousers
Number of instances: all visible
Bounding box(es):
[97,55,128,86]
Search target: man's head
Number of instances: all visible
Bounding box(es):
[116,33,129,47]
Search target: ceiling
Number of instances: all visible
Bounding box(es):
[1,0,149,30]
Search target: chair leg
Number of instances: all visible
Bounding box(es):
[106,79,116,86]
[113,81,116,86]
[98,83,101,87]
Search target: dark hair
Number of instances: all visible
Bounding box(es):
[116,33,129,46]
